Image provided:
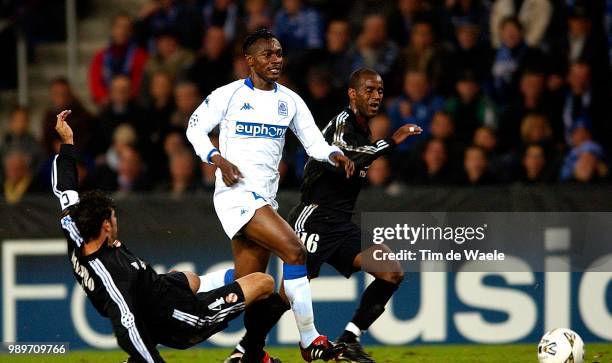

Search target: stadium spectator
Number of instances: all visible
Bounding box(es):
[97,75,145,155]
[427,111,464,169]
[2,107,44,173]
[388,0,430,46]
[350,14,399,86]
[367,156,392,188]
[272,0,324,53]
[490,17,546,106]
[447,21,494,85]
[559,118,608,182]
[41,78,98,157]
[170,82,200,129]
[187,26,233,98]
[519,143,554,183]
[388,69,445,152]
[201,0,240,42]
[243,0,273,33]
[100,123,139,173]
[2,149,41,204]
[490,0,552,48]
[95,144,152,193]
[500,70,556,149]
[88,14,148,105]
[141,29,195,93]
[473,126,510,181]
[408,138,452,184]
[157,148,202,196]
[303,68,345,128]
[520,113,554,149]
[561,62,605,148]
[303,19,354,90]
[135,0,203,51]
[140,71,175,150]
[445,70,498,143]
[561,143,609,183]
[565,6,609,79]
[439,0,489,43]
[459,145,496,185]
[396,19,447,93]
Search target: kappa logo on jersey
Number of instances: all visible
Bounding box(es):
[240,208,248,216]
[207,297,225,311]
[240,102,254,110]
[252,191,264,200]
[278,100,288,116]
[235,121,287,139]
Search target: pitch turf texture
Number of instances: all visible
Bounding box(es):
[2,344,612,362]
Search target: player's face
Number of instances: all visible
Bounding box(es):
[355,75,384,119]
[248,38,283,83]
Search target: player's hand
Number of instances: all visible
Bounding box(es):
[391,123,422,145]
[330,152,355,179]
[55,109,74,145]
[211,154,243,186]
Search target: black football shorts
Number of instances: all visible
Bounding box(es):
[287,203,362,278]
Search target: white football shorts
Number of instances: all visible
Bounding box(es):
[213,186,279,239]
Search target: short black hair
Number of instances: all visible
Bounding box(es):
[348,68,380,89]
[71,190,116,243]
[242,28,278,54]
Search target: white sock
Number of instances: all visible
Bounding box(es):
[284,276,320,347]
[345,322,362,338]
[197,268,234,293]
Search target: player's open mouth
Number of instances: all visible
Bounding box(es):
[269,67,281,74]
[368,102,380,111]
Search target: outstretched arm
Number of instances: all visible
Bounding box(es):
[52,110,80,211]
[330,120,422,172]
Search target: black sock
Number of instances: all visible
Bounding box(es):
[339,279,399,343]
[241,293,290,362]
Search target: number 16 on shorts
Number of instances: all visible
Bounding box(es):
[298,232,319,253]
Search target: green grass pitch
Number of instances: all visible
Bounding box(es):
[2,344,612,362]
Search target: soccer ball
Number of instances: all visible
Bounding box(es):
[538,328,584,363]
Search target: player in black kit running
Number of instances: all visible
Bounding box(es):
[52,110,276,363]
[227,68,422,363]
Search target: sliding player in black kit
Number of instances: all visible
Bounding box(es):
[226,68,422,363]
[52,110,277,363]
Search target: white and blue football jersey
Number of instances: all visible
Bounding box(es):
[187,78,341,199]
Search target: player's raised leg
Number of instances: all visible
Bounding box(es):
[241,206,346,362]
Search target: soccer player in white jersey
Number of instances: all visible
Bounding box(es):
[187,28,354,363]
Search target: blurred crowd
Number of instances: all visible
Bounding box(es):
[2,0,612,204]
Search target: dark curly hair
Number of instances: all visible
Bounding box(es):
[71,190,116,243]
[242,28,278,55]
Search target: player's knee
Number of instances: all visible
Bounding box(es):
[376,269,404,285]
[252,272,274,296]
[182,271,200,294]
[284,241,307,265]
